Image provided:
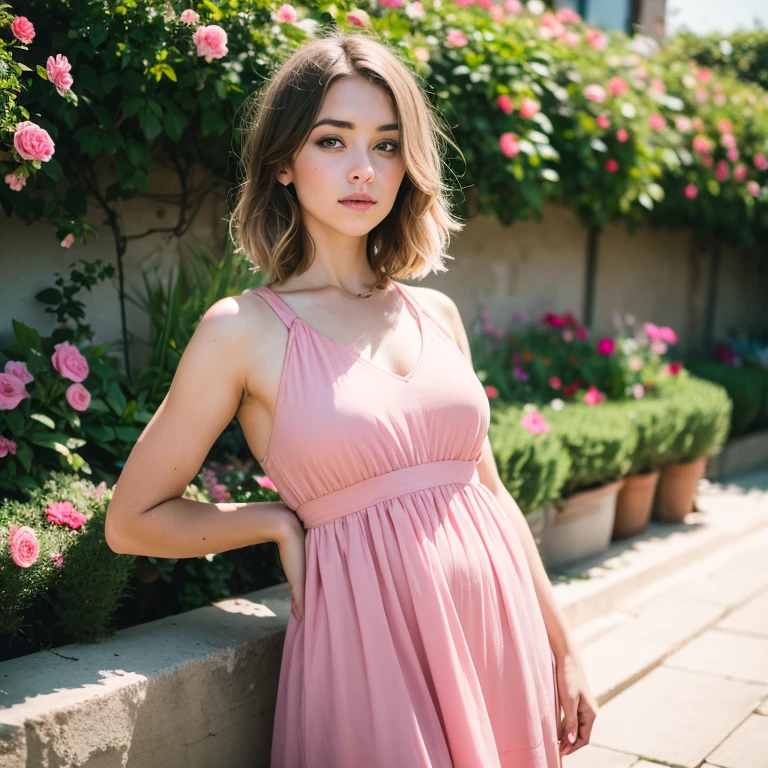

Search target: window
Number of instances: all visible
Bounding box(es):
[557,0,634,35]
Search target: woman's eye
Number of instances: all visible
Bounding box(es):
[316,137,400,152]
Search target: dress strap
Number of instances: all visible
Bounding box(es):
[251,286,296,329]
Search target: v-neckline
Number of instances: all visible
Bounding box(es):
[263,281,426,383]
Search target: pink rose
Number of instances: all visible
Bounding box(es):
[521,412,550,435]
[702,155,713,168]
[0,373,31,410]
[8,525,40,568]
[596,337,615,355]
[46,500,87,530]
[484,385,499,399]
[13,121,55,162]
[519,98,540,119]
[11,16,35,44]
[585,28,606,50]
[4,173,26,191]
[734,164,748,182]
[721,132,736,149]
[192,24,228,61]
[0,436,18,458]
[715,160,729,182]
[255,476,278,492]
[583,385,606,406]
[697,68,712,83]
[648,112,666,131]
[596,114,610,129]
[51,553,65,568]
[549,376,561,390]
[575,326,588,341]
[276,4,299,21]
[692,135,711,154]
[65,382,91,412]
[616,128,629,143]
[347,8,371,27]
[557,8,580,23]
[504,0,523,13]
[560,31,580,48]
[499,132,520,158]
[675,116,692,132]
[747,181,760,197]
[717,119,733,134]
[179,9,200,24]
[446,28,468,47]
[584,84,606,103]
[46,54,74,93]
[605,159,619,173]
[608,76,628,97]
[651,339,668,355]
[51,341,89,382]
[754,154,768,171]
[497,94,514,115]
[5,360,34,385]
[684,183,698,200]
[61,233,75,249]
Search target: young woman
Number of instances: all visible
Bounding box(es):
[106,28,597,768]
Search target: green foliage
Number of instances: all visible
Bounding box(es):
[0,472,136,643]
[488,402,571,515]
[544,400,639,498]
[684,357,768,437]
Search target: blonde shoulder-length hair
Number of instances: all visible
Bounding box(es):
[227,27,466,293]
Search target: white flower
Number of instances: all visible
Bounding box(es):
[522,403,539,414]
[550,398,565,411]
[527,0,545,15]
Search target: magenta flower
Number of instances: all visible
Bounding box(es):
[596,337,615,355]
[51,341,89,382]
[499,132,520,158]
[605,159,619,174]
[616,128,629,143]
[46,54,74,93]
[0,436,18,458]
[65,382,91,412]
[668,362,683,375]
[8,525,39,568]
[584,84,607,103]
[575,327,588,340]
[519,98,540,119]
[0,373,30,410]
[10,16,35,43]
[583,385,606,406]
[715,160,729,182]
[497,94,514,115]
[446,28,468,47]
[484,385,499,399]
[521,412,550,435]
[192,24,229,61]
[734,164,748,182]
[5,361,34,385]
[596,114,610,129]
[726,148,739,163]
[46,501,87,529]
[13,121,55,162]
[549,376,561,390]
[754,154,768,171]
[255,476,278,492]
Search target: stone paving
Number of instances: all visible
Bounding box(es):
[562,472,768,768]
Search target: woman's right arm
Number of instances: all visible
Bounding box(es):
[105,295,300,557]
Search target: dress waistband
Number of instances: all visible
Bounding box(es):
[296,460,481,529]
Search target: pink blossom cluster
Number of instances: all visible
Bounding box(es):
[200,466,232,503]
[46,500,87,529]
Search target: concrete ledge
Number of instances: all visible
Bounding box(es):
[2,470,766,767]
[706,430,768,481]
[0,583,293,768]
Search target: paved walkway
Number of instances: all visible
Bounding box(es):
[563,474,768,768]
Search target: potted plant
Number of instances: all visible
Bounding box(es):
[538,399,638,568]
[487,402,570,548]
[653,376,732,523]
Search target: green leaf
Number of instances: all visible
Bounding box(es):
[105,380,127,416]
[30,413,56,429]
[87,425,116,441]
[122,97,145,118]
[36,287,63,304]
[12,320,42,352]
[36,64,48,81]
[15,442,33,473]
[114,426,142,442]
[139,112,163,141]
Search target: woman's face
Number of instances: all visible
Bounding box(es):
[278,75,407,242]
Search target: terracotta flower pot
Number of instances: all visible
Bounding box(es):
[539,478,624,569]
[612,469,660,540]
[653,456,708,523]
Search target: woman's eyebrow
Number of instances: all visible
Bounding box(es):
[312,118,400,132]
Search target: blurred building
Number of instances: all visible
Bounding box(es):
[554,0,667,40]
